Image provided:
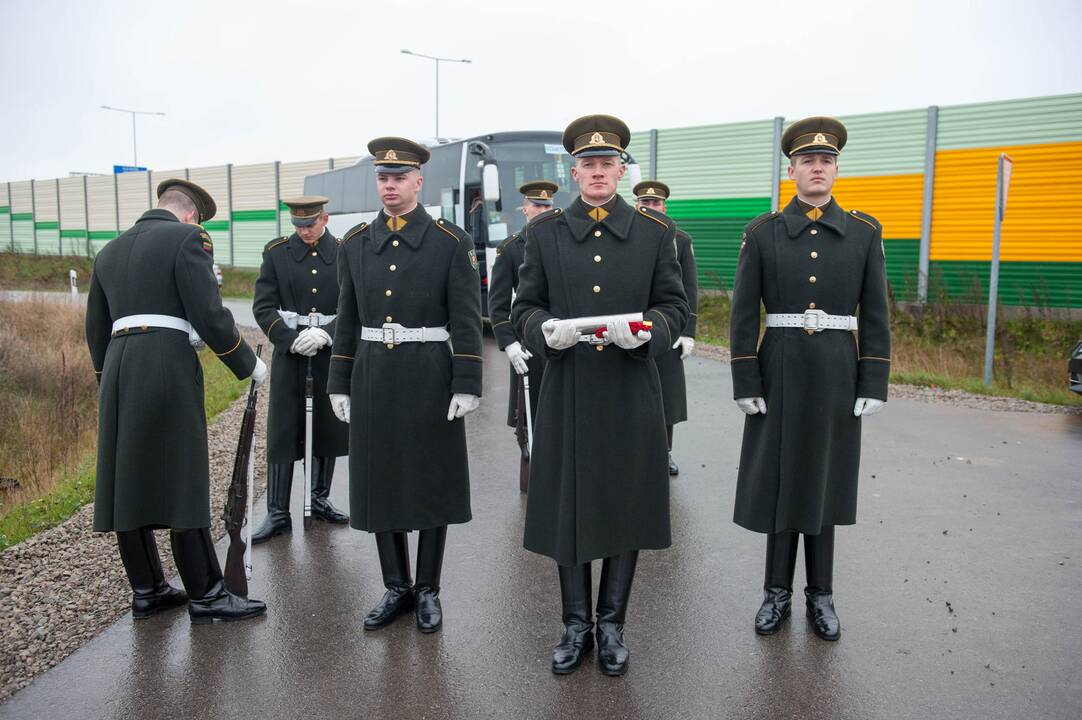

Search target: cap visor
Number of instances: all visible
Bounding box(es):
[290,215,318,227]
[574,148,621,157]
[374,164,415,174]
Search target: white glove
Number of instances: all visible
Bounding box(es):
[505,341,533,375]
[854,398,884,417]
[735,397,766,415]
[290,331,319,357]
[673,336,695,359]
[541,319,579,351]
[330,393,351,423]
[447,393,480,420]
[604,317,650,350]
[250,357,268,387]
[307,327,333,349]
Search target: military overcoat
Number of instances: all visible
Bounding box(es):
[327,204,482,532]
[511,196,689,566]
[729,197,891,535]
[86,209,257,532]
[489,225,546,427]
[253,230,349,463]
[654,227,699,426]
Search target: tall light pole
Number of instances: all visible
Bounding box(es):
[100,105,166,167]
[400,50,471,139]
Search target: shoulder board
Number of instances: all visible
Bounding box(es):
[434,217,465,241]
[636,206,671,230]
[744,210,781,237]
[675,227,692,241]
[341,222,368,245]
[264,236,288,251]
[848,209,881,230]
[529,207,562,228]
[496,234,519,254]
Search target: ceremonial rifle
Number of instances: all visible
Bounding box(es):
[223,344,262,597]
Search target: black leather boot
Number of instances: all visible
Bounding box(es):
[596,551,637,677]
[755,530,798,635]
[552,562,593,674]
[170,528,266,624]
[311,456,349,524]
[666,424,679,476]
[414,526,447,633]
[364,532,414,630]
[116,528,188,618]
[805,526,840,641]
[251,463,293,544]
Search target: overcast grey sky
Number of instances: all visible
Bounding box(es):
[1,0,1080,181]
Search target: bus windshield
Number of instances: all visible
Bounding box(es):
[488,140,577,242]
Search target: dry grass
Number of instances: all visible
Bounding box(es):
[0,300,98,514]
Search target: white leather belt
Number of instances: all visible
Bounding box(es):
[111,314,203,346]
[360,323,450,345]
[277,310,337,329]
[765,309,858,333]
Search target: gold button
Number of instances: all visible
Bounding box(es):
[389,264,397,271]
[809,276,817,284]
[311,288,318,294]
[311,251,317,256]
[593,285,601,293]
[594,255,601,263]
[596,345,604,352]
[311,268,317,274]
[809,302,816,309]
[386,316,393,322]
[594,230,602,237]
[810,228,818,235]
[392,240,399,247]
[385,289,392,297]
[386,343,394,349]
[810,251,818,259]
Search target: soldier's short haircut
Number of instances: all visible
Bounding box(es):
[158,188,197,216]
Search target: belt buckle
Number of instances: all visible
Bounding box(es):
[802,309,823,334]
[382,325,397,345]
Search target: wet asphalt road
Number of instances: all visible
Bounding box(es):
[2,331,1080,719]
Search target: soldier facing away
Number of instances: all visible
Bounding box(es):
[86,179,268,624]
[250,196,350,543]
[632,180,698,476]
[729,117,891,641]
[327,137,483,634]
[511,114,688,676]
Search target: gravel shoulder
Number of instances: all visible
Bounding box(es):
[0,328,271,701]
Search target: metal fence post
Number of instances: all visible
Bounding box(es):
[56,178,62,255]
[82,175,91,256]
[227,163,235,266]
[918,105,939,303]
[649,128,658,180]
[770,116,784,211]
[329,157,334,170]
[30,179,37,254]
[7,182,13,252]
[274,160,282,238]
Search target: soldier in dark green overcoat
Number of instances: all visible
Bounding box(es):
[250,196,349,543]
[511,115,688,676]
[327,137,482,635]
[488,182,555,454]
[86,179,267,624]
[633,181,699,477]
[729,117,891,642]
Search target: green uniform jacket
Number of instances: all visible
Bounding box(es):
[729,197,891,534]
[654,227,699,426]
[511,196,689,566]
[252,230,349,463]
[86,209,257,532]
[327,205,482,532]
[488,225,546,427]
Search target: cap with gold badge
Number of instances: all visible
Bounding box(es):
[562,114,631,157]
[283,196,329,227]
[368,136,431,173]
[632,180,670,201]
[156,179,217,223]
[519,180,559,206]
[781,116,848,158]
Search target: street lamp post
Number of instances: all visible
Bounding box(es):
[100,105,166,167]
[400,50,471,139]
